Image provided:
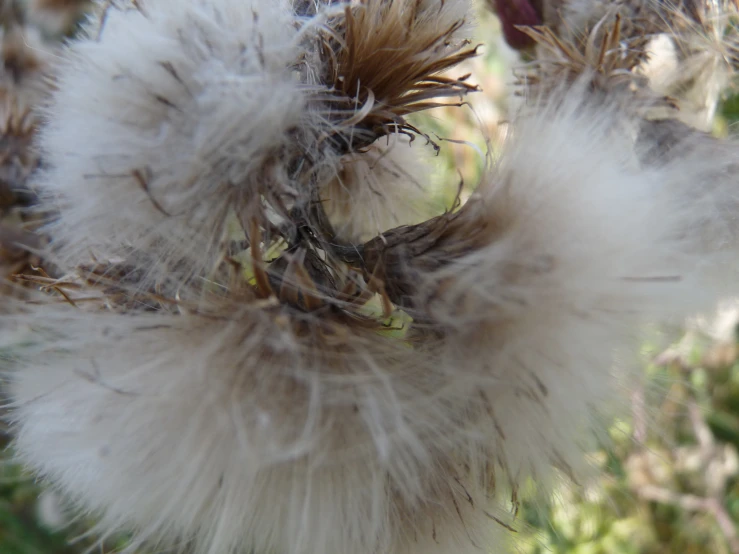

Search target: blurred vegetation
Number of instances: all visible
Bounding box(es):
[3,2,739,554]
[515,329,739,554]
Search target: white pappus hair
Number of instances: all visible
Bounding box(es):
[8,300,517,554]
[414,86,739,491]
[35,0,310,285]
[11,76,739,554]
[8,1,739,554]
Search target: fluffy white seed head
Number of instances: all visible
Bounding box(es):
[640,0,739,132]
[9,299,519,554]
[551,0,739,130]
[36,0,310,285]
[14,78,739,553]
[410,83,739,488]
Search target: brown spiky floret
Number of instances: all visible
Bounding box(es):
[529,0,739,93]
[0,86,41,286]
[220,1,482,294]
[0,15,50,293]
[519,15,647,88]
[512,13,677,115]
[314,0,479,150]
[31,0,89,9]
[655,0,739,77]
[0,87,37,205]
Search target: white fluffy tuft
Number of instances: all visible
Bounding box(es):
[36,0,308,284]
[8,302,517,554]
[321,135,437,242]
[416,85,739,489]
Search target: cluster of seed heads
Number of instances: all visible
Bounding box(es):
[2,1,739,553]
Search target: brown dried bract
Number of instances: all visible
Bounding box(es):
[517,15,650,92]
[0,87,37,207]
[343,189,497,317]
[514,13,678,117]
[1,24,43,81]
[660,0,739,69]
[31,0,89,10]
[316,0,479,150]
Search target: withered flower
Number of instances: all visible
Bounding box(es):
[314,0,479,149]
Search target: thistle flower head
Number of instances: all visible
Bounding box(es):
[515,14,656,104]
[35,0,310,286]
[313,0,478,150]
[35,0,478,290]
[640,0,739,129]
[15,65,739,553]
[514,0,739,129]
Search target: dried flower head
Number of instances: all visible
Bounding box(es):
[518,15,650,92]
[34,0,478,292]
[520,0,739,129]
[314,0,479,150]
[640,0,739,130]
[13,64,739,554]
[511,9,677,118]
[0,87,37,208]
